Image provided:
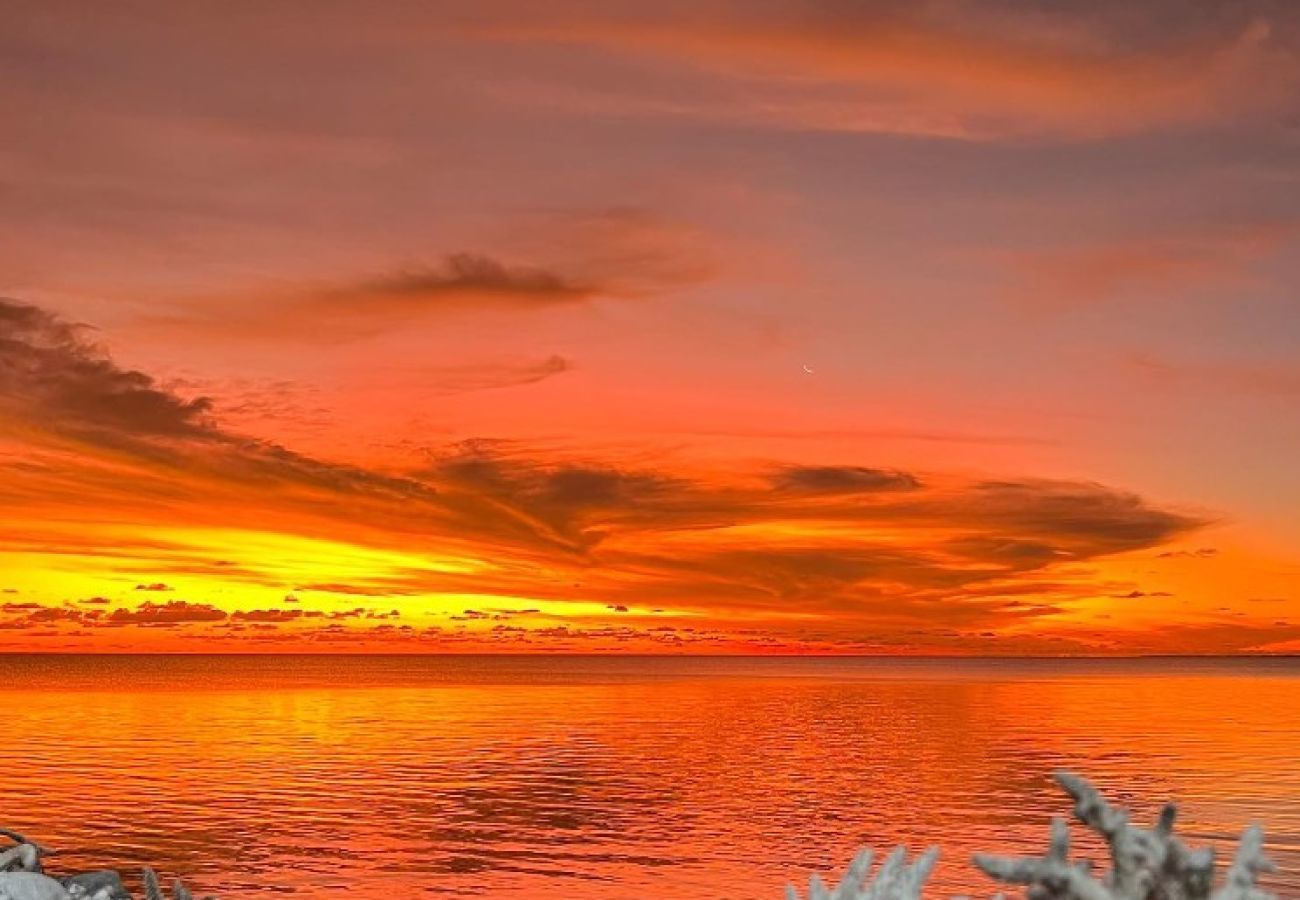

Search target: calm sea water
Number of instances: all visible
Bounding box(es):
[4,655,1299,898]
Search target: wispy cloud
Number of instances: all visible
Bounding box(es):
[475,4,1296,140]
[143,209,716,342]
[676,427,1056,447]
[334,253,593,309]
[1126,353,1300,399]
[416,355,573,394]
[1005,220,1294,307]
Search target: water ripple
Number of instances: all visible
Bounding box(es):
[3,655,1299,898]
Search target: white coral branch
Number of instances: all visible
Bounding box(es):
[0,872,73,900]
[1211,825,1275,900]
[787,846,940,900]
[973,816,1111,900]
[790,772,1280,900]
[976,772,1277,900]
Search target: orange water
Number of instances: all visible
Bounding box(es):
[4,655,1298,898]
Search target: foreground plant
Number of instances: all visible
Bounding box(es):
[788,772,1277,900]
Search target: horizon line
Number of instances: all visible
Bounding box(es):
[1,651,1296,659]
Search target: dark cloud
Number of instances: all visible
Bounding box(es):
[946,480,1203,557]
[23,606,87,623]
[419,355,573,395]
[158,376,337,439]
[1089,619,1300,655]
[437,446,1198,569]
[332,254,593,310]
[0,599,227,632]
[424,444,680,553]
[145,211,714,342]
[0,298,214,439]
[134,582,173,592]
[944,537,1063,567]
[1157,547,1218,559]
[615,545,974,612]
[231,608,322,622]
[0,297,441,506]
[297,582,417,597]
[395,444,1206,627]
[773,465,921,493]
[105,600,228,626]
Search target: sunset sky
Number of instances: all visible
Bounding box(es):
[2,0,1298,653]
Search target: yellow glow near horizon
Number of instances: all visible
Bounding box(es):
[4,525,489,603]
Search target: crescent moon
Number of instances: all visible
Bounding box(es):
[802,364,814,374]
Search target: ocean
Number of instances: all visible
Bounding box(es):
[4,654,1299,897]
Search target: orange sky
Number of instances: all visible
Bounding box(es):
[2,0,1298,654]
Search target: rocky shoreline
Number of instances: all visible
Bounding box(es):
[0,835,202,900]
[3,773,1280,899]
